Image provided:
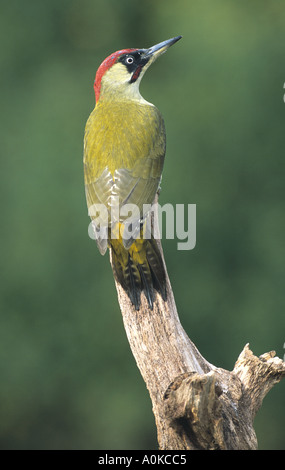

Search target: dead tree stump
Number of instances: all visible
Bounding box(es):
[110,203,285,450]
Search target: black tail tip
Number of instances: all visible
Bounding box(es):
[129,286,167,311]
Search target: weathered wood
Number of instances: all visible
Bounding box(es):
[110,204,285,450]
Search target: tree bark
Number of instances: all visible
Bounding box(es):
[110,202,285,450]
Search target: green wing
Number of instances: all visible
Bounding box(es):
[84,104,166,253]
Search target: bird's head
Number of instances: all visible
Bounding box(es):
[94,36,182,103]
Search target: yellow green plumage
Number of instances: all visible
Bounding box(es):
[83,36,182,309]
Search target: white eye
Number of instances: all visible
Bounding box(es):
[126,56,134,64]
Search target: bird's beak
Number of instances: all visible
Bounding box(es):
[143,36,182,61]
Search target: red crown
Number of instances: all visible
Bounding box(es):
[94,49,137,102]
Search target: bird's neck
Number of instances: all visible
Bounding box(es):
[98,79,152,106]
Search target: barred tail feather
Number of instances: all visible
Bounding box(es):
[111,237,166,310]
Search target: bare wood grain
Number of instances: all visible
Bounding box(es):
[110,201,285,450]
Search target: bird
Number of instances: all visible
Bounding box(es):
[84,36,182,310]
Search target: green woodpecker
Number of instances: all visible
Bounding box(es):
[84,36,182,310]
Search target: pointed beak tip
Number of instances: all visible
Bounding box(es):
[146,35,182,59]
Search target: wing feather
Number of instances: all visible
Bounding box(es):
[84,102,166,252]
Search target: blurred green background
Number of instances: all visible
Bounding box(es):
[0,0,284,450]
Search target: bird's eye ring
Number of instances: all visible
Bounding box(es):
[126,56,134,64]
